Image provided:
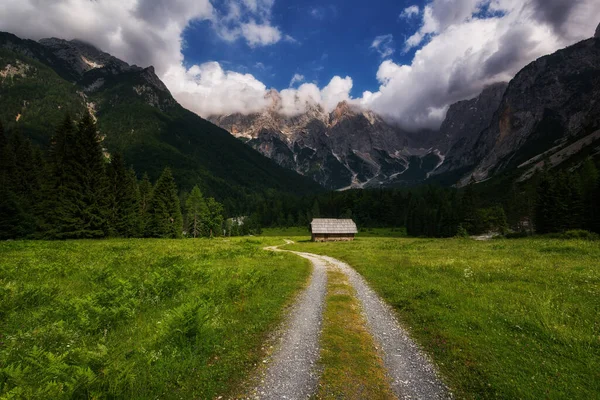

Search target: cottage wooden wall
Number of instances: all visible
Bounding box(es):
[311,233,355,242]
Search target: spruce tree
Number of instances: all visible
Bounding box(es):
[311,199,321,219]
[460,177,478,234]
[579,158,599,232]
[75,112,109,237]
[535,165,557,234]
[138,172,153,234]
[42,114,84,238]
[42,113,108,238]
[145,168,183,238]
[106,153,141,237]
[205,197,224,237]
[185,185,208,238]
[0,121,34,238]
[593,174,600,233]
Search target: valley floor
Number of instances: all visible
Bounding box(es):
[1,235,598,399]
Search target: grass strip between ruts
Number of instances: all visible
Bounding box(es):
[316,266,396,399]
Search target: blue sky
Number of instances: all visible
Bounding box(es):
[181,0,421,97]
[2,0,599,129]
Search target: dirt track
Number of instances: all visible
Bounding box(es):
[250,242,451,399]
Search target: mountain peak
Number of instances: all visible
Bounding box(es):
[595,22,600,38]
[331,101,356,119]
[39,36,132,76]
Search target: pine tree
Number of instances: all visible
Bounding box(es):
[106,153,140,237]
[41,113,109,238]
[185,185,208,238]
[535,165,558,234]
[579,158,599,232]
[42,114,84,238]
[0,120,34,238]
[145,168,183,238]
[205,197,224,237]
[460,177,478,234]
[138,172,153,234]
[311,199,321,219]
[75,112,109,237]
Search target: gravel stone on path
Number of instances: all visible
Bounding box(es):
[251,247,327,399]
[253,242,451,399]
[318,254,452,400]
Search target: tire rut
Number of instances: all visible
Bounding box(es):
[252,242,451,400]
[249,247,327,399]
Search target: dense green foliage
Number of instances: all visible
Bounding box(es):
[288,237,600,399]
[144,168,183,239]
[250,159,599,238]
[0,238,310,398]
[0,116,232,240]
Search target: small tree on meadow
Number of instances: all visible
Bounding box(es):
[185,185,208,238]
[145,168,183,238]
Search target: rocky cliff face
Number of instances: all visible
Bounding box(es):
[38,38,134,76]
[430,82,508,178]
[467,37,600,183]
[210,95,442,189]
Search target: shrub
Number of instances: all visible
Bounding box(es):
[561,230,600,240]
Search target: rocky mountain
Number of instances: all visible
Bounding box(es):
[212,30,600,190]
[210,94,443,189]
[0,31,321,206]
[465,36,600,184]
[428,82,508,181]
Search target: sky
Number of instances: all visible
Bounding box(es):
[0,0,599,130]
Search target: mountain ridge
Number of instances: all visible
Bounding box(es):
[0,31,323,214]
[210,33,600,189]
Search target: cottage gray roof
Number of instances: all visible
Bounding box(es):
[310,218,358,234]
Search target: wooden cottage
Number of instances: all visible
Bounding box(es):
[310,219,358,242]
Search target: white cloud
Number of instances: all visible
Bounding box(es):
[400,5,420,19]
[240,21,282,46]
[361,0,600,130]
[0,0,214,75]
[163,61,269,117]
[1,0,599,130]
[371,34,395,59]
[289,73,305,87]
[277,76,354,116]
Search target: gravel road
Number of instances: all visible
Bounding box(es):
[319,254,452,399]
[251,247,327,399]
[253,243,451,399]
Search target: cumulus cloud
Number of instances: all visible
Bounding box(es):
[1,0,599,130]
[0,0,284,74]
[163,61,269,116]
[371,34,395,58]
[277,76,354,116]
[400,5,420,19]
[240,21,282,46]
[362,0,600,130]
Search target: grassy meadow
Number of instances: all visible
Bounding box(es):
[287,236,600,399]
[0,238,310,399]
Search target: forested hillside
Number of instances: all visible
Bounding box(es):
[0,32,322,218]
[0,116,247,240]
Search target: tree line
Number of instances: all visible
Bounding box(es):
[0,114,233,240]
[245,160,600,238]
[2,113,599,239]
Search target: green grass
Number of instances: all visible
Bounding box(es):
[317,268,395,399]
[287,237,600,399]
[0,237,310,399]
